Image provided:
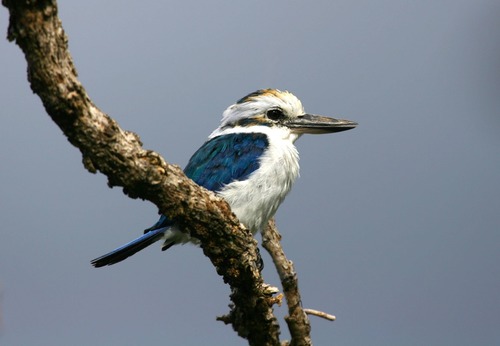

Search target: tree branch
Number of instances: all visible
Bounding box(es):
[3,1,281,344]
[262,219,312,346]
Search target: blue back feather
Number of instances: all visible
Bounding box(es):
[185,132,269,191]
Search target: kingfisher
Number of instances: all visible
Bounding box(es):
[91,89,357,267]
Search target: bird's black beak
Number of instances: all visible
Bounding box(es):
[287,114,358,134]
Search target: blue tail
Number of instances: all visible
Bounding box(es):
[91,228,166,267]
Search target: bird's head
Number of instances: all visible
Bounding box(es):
[210,89,357,140]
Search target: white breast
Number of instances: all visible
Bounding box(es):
[218,126,300,233]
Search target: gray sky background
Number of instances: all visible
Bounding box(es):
[1,1,499,345]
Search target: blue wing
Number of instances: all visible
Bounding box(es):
[184,132,269,191]
[91,132,269,267]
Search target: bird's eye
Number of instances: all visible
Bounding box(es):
[266,109,285,121]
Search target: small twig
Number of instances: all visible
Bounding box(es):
[303,308,336,321]
[262,219,312,346]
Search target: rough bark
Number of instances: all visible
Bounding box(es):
[3,1,282,344]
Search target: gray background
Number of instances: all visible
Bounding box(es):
[1,1,499,345]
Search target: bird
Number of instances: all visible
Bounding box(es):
[91,89,357,267]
